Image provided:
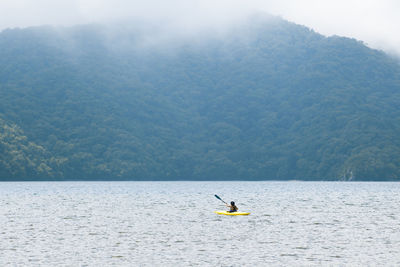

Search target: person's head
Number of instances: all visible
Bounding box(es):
[231,201,235,206]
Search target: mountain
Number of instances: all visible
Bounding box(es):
[1,15,400,180]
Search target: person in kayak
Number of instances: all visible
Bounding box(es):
[226,201,238,212]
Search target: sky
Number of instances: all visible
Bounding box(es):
[0,0,399,55]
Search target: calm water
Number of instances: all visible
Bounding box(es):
[1,181,399,266]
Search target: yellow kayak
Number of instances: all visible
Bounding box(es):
[214,210,250,216]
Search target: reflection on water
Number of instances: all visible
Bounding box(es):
[1,181,400,266]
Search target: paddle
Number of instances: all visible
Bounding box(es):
[214,194,227,204]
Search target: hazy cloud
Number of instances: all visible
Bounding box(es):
[0,0,399,54]
[262,0,400,55]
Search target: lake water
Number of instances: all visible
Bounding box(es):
[0,181,399,266]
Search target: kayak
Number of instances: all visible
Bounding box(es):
[214,210,250,216]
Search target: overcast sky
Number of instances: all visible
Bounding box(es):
[1,0,399,55]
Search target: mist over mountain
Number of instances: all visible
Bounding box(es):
[1,15,400,180]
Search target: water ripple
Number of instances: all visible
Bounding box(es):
[0,181,399,266]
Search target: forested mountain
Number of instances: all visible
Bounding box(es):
[1,15,400,180]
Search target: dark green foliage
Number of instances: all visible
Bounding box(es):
[1,16,400,180]
[0,116,65,179]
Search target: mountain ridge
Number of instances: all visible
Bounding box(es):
[1,15,400,180]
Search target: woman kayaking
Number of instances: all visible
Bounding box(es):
[226,201,238,213]
[214,195,250,215]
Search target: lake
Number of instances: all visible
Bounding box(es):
[1,181,399,266]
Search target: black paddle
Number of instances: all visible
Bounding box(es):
[214,194,227,204]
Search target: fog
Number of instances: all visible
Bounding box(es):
[1,0,399,55]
